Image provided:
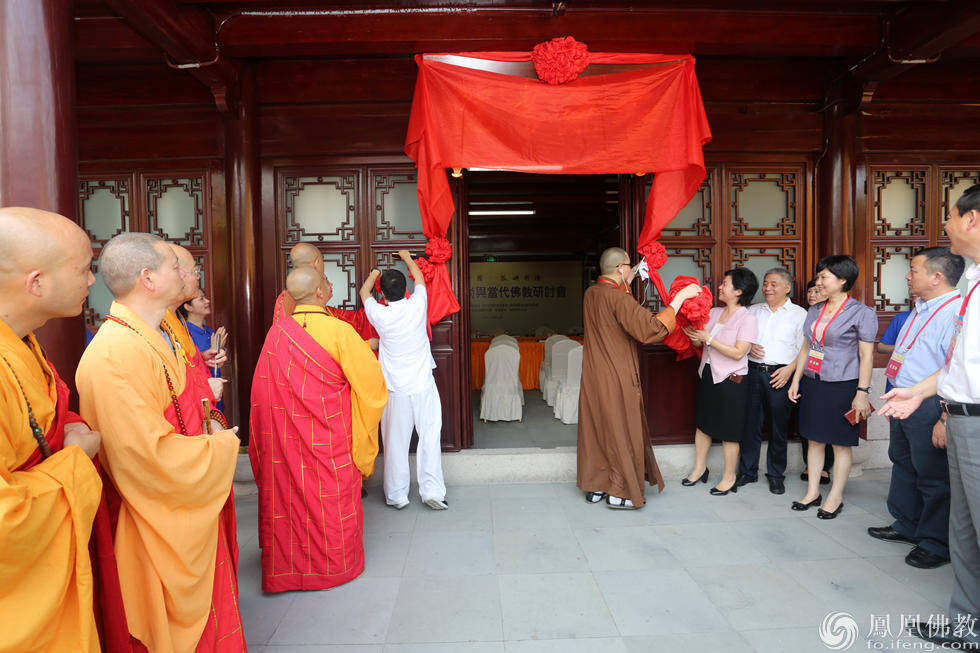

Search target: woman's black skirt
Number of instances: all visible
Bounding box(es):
[798,375,860,447]
[695,364,748,443]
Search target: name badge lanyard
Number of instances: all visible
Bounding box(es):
[805,299,848,375]
[945,280,980,370]
[885,295,959,380]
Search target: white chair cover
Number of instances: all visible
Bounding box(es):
[490,334,519,351]
[544,339,577,407]
[553,344,583,424]
[480,344,523,422]
[538,334,569,397]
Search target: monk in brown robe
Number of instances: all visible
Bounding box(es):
[577,247,702,509]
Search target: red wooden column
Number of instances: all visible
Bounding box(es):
[0,0,84,383]
[816,96,858,260]
[225,64,263,438]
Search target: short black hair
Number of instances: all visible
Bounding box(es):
[380,269,407,301]
[724,267,759,307]
[806,278,817,291]
[815,254,859,292]
[955,183,980,216]
[915,246,965,287]
[177,302,191,319]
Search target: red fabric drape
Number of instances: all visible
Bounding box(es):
[404,48,712,323]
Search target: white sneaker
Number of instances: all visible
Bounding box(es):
[389,499,409,510]
[423,497,448,511]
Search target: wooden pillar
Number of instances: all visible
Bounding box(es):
[0,0,83,383]
[816,93,858,259]
[225,65,263,438]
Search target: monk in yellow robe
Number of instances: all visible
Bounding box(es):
[272,242,379,347]
[76,232,245,653]
[250,266,387,591]
[0,207,108,653]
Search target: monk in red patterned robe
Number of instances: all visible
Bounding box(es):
[251,266,386,592]
[273,243,378,346]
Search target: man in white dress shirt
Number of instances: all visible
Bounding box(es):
[736,268,806,495]
[360,250,448,511]
[880,183,980,649]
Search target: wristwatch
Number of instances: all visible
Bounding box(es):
[706,336,714,348]
[857,386,871,393]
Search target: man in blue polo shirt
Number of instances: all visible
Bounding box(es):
[868,247,964,569]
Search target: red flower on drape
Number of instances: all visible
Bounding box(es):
[414,257,437,283]
[424,237,452,264]
[531,37,590,85]
[639,241,668,269]
[669,275,713,327]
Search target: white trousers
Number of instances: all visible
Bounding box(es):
[381,378,446,505]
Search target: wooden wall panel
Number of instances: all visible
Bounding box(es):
[255,58,417,104]
[259,104,411,158]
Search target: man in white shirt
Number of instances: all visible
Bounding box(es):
[737,267,806,495]
[880,183,980,649]
[360,250,447,511]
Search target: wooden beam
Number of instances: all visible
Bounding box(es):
[851,0,980,84]
[103,0,240,111]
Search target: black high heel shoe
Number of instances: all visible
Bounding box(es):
[709,480,738,496]
[817,503,844,519]
[681,468,709,486]
[791,495,822,511]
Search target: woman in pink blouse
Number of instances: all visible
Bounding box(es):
[682,268,759,495]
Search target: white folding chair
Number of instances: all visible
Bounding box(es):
[544,339,577,407]
[554,344,583,424]
[538,334,568,398]
[480,343,523,422]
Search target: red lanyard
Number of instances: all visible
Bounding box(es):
[958,280,980,323]
[811,298,848,348]
[895,295,960,352]
[597,277,624,290]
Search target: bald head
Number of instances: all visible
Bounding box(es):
[289,242,324,274]
[286,265,326,306]
[170,244,200,303]
[100,232,168,297]
[599,247,629,276]
[0,207,89,274]
[0,207,95,335]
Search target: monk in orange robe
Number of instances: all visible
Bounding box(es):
[76,232,245,653]
[0,207,128,653]
[273,242,378,346]
[161,245,228,418]
[250,266,386,592]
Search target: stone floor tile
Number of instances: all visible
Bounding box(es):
[491,496,572,531]
[623,632,755,653]
[730,518,858,561]
[269,577,400,645]
[655,522,771,567]
[386,575,503,643]
[403,530,496,577]
[493,528,588,574]
[595,569,729,635]
[499,573,618,640]
[573,525,677,572]
[505,637,629,653]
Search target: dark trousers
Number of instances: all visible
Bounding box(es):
[887,396,950,558]
[738,365,793,481]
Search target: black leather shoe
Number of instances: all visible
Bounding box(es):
[905,546,950,569]
[819,473,831,485]
[867,526,916,545]
[736,474,756,487]
[681,468,709,486]
[791,495,822,511]
[709,480,738,496]
[817,503,843,519]
[800,471,808,481]
[768,478,785,495]
[908,621,979,649]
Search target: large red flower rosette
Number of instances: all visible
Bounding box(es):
[661,274,714,361]
[531,37,590,85]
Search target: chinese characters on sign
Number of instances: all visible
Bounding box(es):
[469,261,583,336]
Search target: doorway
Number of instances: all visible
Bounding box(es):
[461,172,626,449]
